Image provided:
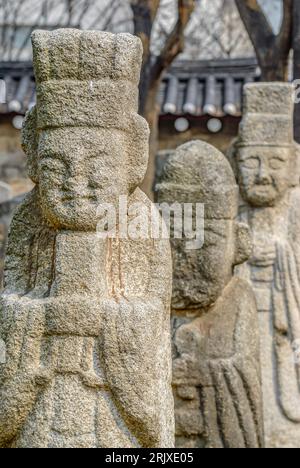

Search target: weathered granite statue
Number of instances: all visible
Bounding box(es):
[0,29,174,449]
[157,141,264,448]
[230,83,300,448]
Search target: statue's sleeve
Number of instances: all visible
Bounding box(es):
[101,195,173,448]
[288,188,300,277]
[0,189,49,447]
[101,248,173,448]
[207,356,263,448]
[0,294,47,447]
[3,188,46,294]
[173,279,263,448]
[270,189,300,422]
[273,241,300,422]
[204,281,264,448]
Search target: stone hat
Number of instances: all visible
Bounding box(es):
[32,29,143,130]
[156,140,238,220]
[237,82,294,148]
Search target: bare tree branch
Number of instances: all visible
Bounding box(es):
[130,0,160,22]
[235,0,292,81]
[15,25,35,60]
[235,0,274,48]
[277,0,293,54]
[8,0,25,57]
[151,0,196,82]
[130,0,158,63]
[77,0,93,27]
[101,0,123,31]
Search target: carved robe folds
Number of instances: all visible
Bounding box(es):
[173,278,263,448]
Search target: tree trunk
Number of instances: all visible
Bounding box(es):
[132,0,196,197]
[293,0,300,143]
[235,0,292,80]
[259,53,290,82]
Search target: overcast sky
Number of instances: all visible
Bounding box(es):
[259,0,282,34]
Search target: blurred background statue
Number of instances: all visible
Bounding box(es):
[157,140,264,448]
[231,82,300,448]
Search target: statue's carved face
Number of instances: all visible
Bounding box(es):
[172,219,235,309]
[237,146,291,207]
[38,128,129,230]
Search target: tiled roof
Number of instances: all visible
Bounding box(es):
[159,58,260,118]
[0,62,35,114]
[0,58,259,118]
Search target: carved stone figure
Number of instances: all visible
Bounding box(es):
[230,82,300,448]
[157,140,264,448]
[0,29,174,449]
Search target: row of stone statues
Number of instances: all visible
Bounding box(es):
[0,29,299,448]
[157,82,300,449]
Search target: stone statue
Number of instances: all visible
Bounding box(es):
[0,29,174,449]
[229,82,300,448]
[156,140,264,448]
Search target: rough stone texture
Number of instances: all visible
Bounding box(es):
[157,140,264,448]
[230,82,300,448]
[0,124,33,198]
[0,29,174,449]
[0,126,34,284]
[0,195,25,289]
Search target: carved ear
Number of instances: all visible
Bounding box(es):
[21,106,39,183]
[127,113,150,192]
[226,138,239,182]
[234,222,252,266]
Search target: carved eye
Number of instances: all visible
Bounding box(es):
[269,158,284,170]
[39,160,66,184]
[40,159,65,173]
[241,157,259,169]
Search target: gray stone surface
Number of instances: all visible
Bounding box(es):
[0,29,174,448]
[230,82,300,448]
[157,140,264,448]
[0,195,25,288]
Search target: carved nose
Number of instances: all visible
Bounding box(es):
[64,177,82,191]
[258,164,271,184]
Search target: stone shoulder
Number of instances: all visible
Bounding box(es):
[289,187,300,214]
[9,187,42,230]
[229,277,259,356]
[288,187,300,240]
[230,276,257,309]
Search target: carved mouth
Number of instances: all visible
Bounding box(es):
[61,195,96,202]
[253,185,273,192]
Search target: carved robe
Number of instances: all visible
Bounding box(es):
[173,277,264,448]
[236,187,300,447]
[0,188,174,448]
